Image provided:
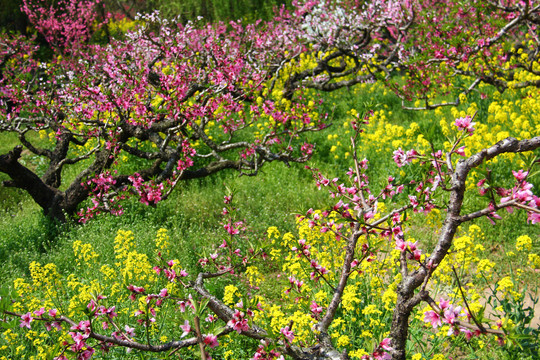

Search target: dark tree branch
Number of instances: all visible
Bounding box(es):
[0,146,65,220]
[390,136,540,360]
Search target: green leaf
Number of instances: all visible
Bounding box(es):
[0,318,18,330]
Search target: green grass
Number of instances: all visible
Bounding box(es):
[0,157,331,281]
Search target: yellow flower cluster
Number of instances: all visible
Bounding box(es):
[496,276,515,297]
[223,284,241,305]
[73,240,99,266]
[245,266,263,287]
[114,230,157,289]
[6,211,536,359]
[251,215,401,351]
[323,77,539,197]
[529,253,540,269]
[108,17,140,34]
[5,228,169,358]
[155,227,170,255]
[515,235,532,252]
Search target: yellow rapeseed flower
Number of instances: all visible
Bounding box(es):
[497,276,514,295]
[349,349,369,359]
[336,334,350,347]
[515,235,532,251]
[223,285,240,305]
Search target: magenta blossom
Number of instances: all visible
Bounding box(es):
[454,115,475,135]
[227,310,250,334]
[424,310,442,328]
[203,334,219,348]
[310,301,323,315]
[280,326,295,343]
[512,169,528,182]
[379,337,392,351]
[124,324,136,337]
[393,148,417,167]
[20,312,33,329]
[180,320,191,338]
[33,307,46,317]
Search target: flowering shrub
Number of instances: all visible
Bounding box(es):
[3,0,540,222]
[0,0,413,222]
[390,0,540,111]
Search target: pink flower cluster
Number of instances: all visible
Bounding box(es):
[152,257,189,284]
[251,340,284,360]
[477,169,540,224]
[362,338,393,360]
[22,0,105,50]
[69,320,93,357]
[392,148,418,167]
[310,301,324,316]
[129,173,164,206]
[227,308,251,334]
[20,308,61,331]
[502,170,540,223]
[285,275,305,294]
[78,171,125,223]
[454,115,476,135]
[280,325,295,343]
[127,285,180,326]
[203,334,219,348]
[424,299,471,337]
[395,237,422,261]
[309,259,329,281]
[224,221,245,235]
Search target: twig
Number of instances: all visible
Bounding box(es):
[451,266,486,333]
[193,316,207,360]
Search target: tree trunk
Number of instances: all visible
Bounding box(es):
[389,291,413,360]
[0,146,76,222]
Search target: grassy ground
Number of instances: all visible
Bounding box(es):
[0,156,331,281]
